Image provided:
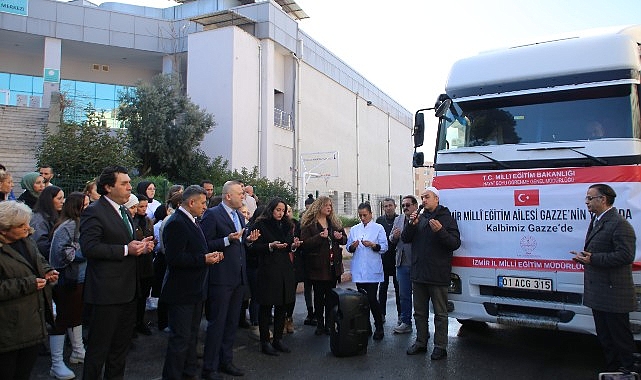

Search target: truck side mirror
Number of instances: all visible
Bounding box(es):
[412,151,424,167]
[414,113,425,148]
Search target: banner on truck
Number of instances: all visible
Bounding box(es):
[433,165,641,272]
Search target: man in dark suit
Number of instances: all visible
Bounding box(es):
[200,180,260,380]
[80,166,155,380]
[572,183,638,373]
[160,185,223,380]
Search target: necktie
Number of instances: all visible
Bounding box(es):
[120,206,133,238]
[231,211,241,232]
[195,218,206,241]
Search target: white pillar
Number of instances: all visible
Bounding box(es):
[162,55,174,74]
[42,37,61,108]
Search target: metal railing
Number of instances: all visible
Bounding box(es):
[274,108,292,130]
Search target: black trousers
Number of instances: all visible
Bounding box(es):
[0,344,39,380]
[83,301,136,380]
[592,309,637,371]
[378,273,400,318]
[311,279,336,326]
[162,302,203,380]
[356,282,383,329]
[259,304,285,341]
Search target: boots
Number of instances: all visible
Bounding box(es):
[49,335,75,380]
[67,326,85,364]
[283,317,294,334]
[303,307,317,326]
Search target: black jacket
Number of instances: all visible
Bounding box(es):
[247,218,296,306]
[401,205,460,286]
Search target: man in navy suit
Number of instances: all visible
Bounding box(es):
[80,166,155,380]
[200,180,260,380]
[160,185,223,380]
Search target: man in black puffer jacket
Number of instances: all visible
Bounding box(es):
[401,186,460,361]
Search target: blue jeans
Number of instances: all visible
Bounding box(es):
[396,265,412,325]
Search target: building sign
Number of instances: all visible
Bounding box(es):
[43,68,60,83]
[0,0,28,16]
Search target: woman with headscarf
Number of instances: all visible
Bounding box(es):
[136,181,161,221]
[0,201,57,380]
[247,198,301,356]
[47,192,89,380]
[17,172,45,209]
[300,196,346,336]
[30,186,64,260]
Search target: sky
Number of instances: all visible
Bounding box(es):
[94,0,641,149]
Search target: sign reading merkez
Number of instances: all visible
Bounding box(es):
[0,0,27,16]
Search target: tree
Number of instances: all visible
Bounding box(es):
[37,105,138,191]
[118,73,215,182]
[230,167,297,207]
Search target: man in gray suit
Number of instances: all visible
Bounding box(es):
[571,183,638,373]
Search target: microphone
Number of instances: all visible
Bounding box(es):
[410,205,423,222]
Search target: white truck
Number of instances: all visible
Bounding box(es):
[413,25,641,339]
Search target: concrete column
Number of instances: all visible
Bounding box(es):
[259,39,275,177]
[162,55,174,74]
[42,37,61,108]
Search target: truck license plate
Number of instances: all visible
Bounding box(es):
[498,276,552,291]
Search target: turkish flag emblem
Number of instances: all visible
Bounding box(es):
[514,189,539,206]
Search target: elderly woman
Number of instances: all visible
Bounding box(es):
[0,201,58,380]
[30,186,65,260]
[247,198,301,356]
[48,192,88,380]
[17,172,45,209]
[0,169,14,202]
[300,196,347,336]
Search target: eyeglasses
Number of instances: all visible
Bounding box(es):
[585,195,603,202]
[401,203,413,208]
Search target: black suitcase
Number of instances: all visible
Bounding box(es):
[327,287,370,357]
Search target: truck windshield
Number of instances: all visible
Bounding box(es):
[437,84,639,151]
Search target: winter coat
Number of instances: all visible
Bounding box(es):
[300,221,346,282]
[248,218,296,306]
[49,219,87,284]
[0,237,54,353]
[401,205,461,286]
[583,207,636,313]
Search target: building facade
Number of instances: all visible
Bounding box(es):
[0,0,413,213]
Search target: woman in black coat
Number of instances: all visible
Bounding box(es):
[247,197,301,356]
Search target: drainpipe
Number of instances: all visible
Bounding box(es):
[355,93,360,201]
[257,43,262,174]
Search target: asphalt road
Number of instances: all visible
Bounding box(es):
[30,280,608,380]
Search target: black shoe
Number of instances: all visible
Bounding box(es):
[303,315,317,326]
[238,318,251,329]
[136,324,152,336]
[261,342,279,356]
[430,347,447,360]
[314,326,325,336]
[406,343,428,355]
[219,362,244,377]
[272,339,291,353]
[373,328,384,341]
[201,371,223,380]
